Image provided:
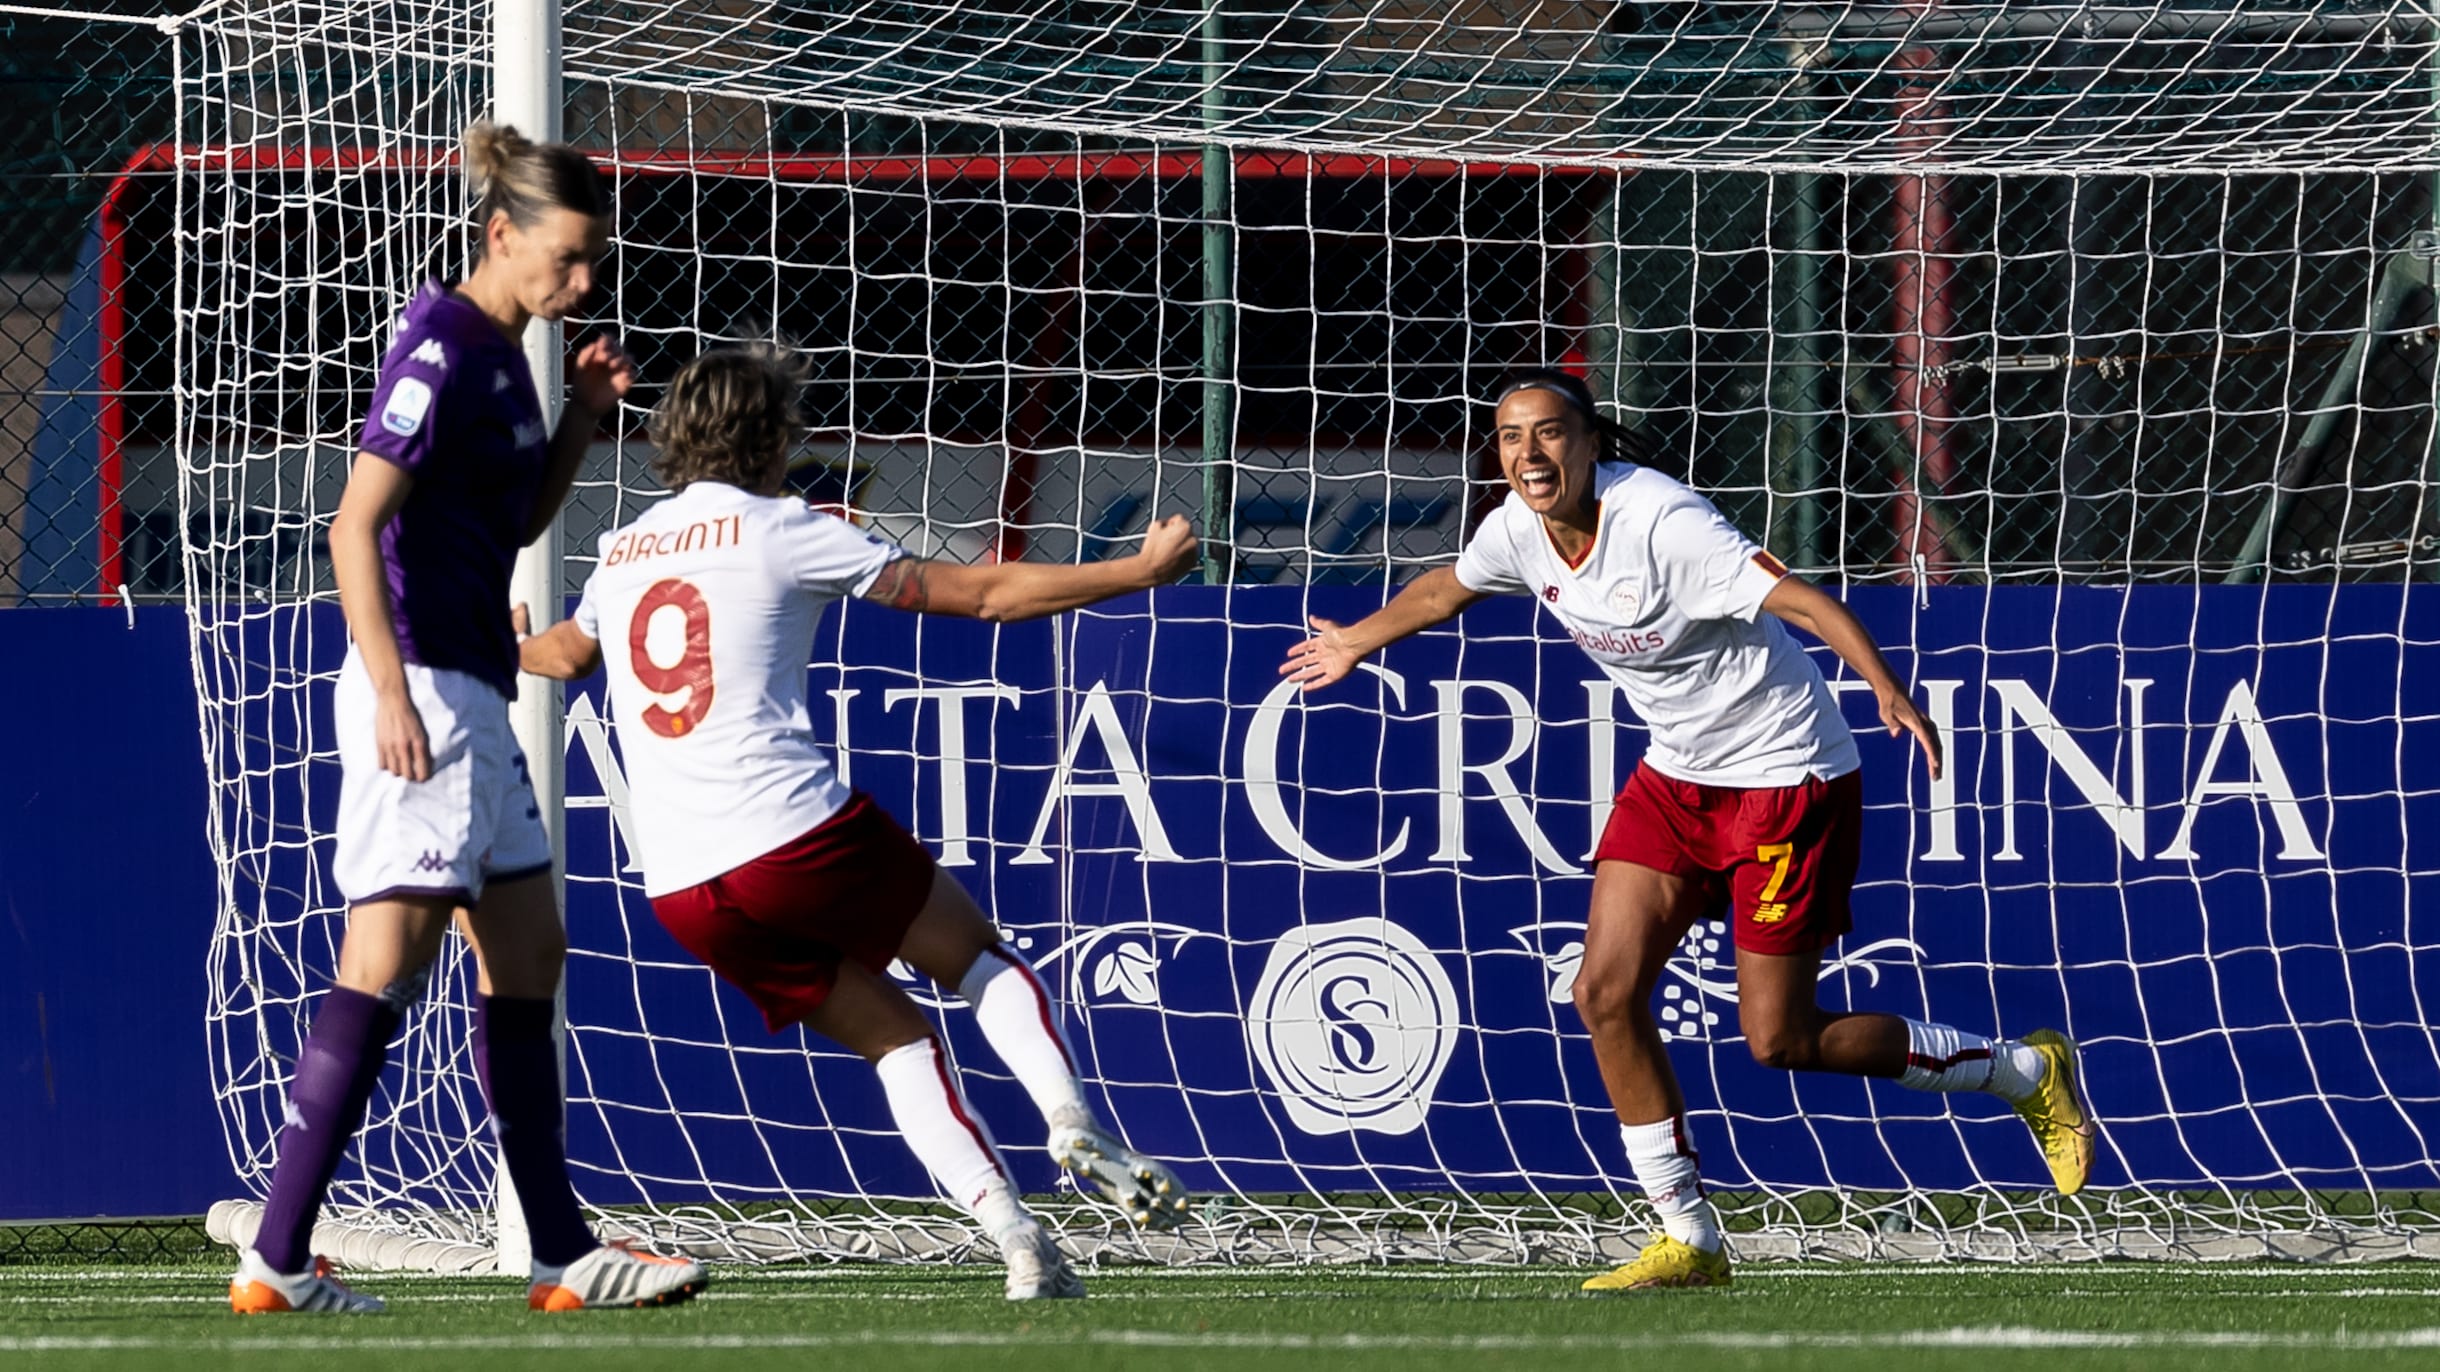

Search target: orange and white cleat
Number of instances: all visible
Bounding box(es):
[528,1239,707,1312]
[229,1248,384,1314]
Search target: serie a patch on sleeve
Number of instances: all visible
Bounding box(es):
[382,376,434,437]
[1751,548,1789,578]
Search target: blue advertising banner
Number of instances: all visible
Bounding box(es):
[4,585,2437,1218]
[549,584,2440,1209]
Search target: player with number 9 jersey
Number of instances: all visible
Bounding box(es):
[1281,369,2095,1294]
[522,345,1201,1299]
[574,484,894,897]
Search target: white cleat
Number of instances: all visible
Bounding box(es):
[1002,1224,1086,1301]
[529,1239,708,1312]
[229,1248,384,1314]
[1048,1105,1191,1230]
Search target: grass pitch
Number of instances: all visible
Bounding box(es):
[6,1260,2440,1371]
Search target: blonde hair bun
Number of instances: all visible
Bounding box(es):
[462,120,533,195]
[459,120,610,246]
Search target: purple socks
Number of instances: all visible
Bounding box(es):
[474,995,596,1268]
[253,986,399,1274]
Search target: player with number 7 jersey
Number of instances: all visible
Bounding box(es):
[1282,370,2096,1293]
[519,345,1199,1300]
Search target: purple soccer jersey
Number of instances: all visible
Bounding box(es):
[357,282,551,696]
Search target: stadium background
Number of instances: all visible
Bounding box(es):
[0,1,2435,1249]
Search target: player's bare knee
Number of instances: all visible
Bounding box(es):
[1570,961,1650,1031]
[1744,1023,1822,1072]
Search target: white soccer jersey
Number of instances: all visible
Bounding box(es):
[574,482,905,895]
[1453,462,1860,789]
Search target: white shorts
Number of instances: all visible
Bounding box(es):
[332,649,554,906]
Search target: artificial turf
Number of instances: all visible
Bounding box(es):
[6,1260,2440,1371]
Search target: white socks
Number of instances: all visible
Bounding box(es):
[874,1037,1030,1239]
[958,945,1087,1125]
[1899,1019,2047,1102]
[1621,1116,1722,1253]
[876,949,1096,1245]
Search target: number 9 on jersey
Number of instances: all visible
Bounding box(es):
[629,578,716,738]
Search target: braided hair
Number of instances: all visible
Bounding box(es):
[1490,368,1657,468]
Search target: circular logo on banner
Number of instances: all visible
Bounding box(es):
[1246,918,1460,1136]
[1605,582,1642,621]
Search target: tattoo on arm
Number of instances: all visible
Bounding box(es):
[863,558,932,613]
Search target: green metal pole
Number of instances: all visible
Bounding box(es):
[1769,169,1826,571]
[1200,2,1235,584]
[2226,250,2424,582]
[2426,3,2440,583]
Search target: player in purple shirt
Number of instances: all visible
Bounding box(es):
[231,122,706,1315]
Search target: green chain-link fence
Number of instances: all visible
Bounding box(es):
[12,3,2440,602]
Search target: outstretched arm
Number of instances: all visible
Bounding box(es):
[1762,575,1943,781]
[860,514,1198,621]
[1280,564,1485,693]
[514,604,603,680]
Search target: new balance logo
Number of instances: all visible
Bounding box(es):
[409,339,448,369]
[1542,585,1560,602]
[411,850,449,874]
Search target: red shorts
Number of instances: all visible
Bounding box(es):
[648,792,939,1031]
[1592,761,1864,956]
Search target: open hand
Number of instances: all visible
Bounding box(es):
[376,688,433,782]
[1880,687,1944,782]
[569,333,636,416]
[1281,616,1365,693]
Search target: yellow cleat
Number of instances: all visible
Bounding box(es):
[2014,1028,2096,1196]
[1580,1235,1732,1292]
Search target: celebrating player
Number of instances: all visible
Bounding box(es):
[517,345,1198,1300]
[231,123,707,1315]
[1282,369,2094,1291]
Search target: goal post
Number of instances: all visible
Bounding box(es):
[494,0,566,1280]
[159,1,2440,1269]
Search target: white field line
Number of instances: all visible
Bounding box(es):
[18,1285,2440,1308]
[9,1328,2440,1353]
[19,1262,2440,1284]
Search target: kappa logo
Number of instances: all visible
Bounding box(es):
[1246,917,1458,1136]
[409,338,448,369]
[411,849,449,874]
[493,369,511,393]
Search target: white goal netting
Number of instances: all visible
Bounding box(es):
[176,1,2440,1268]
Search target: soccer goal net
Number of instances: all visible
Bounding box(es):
[170,1,2440,1268]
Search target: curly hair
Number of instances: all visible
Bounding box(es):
[649,345,804,493]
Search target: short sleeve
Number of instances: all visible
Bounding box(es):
[785,505,906,598]
[357,330,453,472]
[572,570,602,640]
[1650,501,1785,623]
[1453,507,1530,595]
